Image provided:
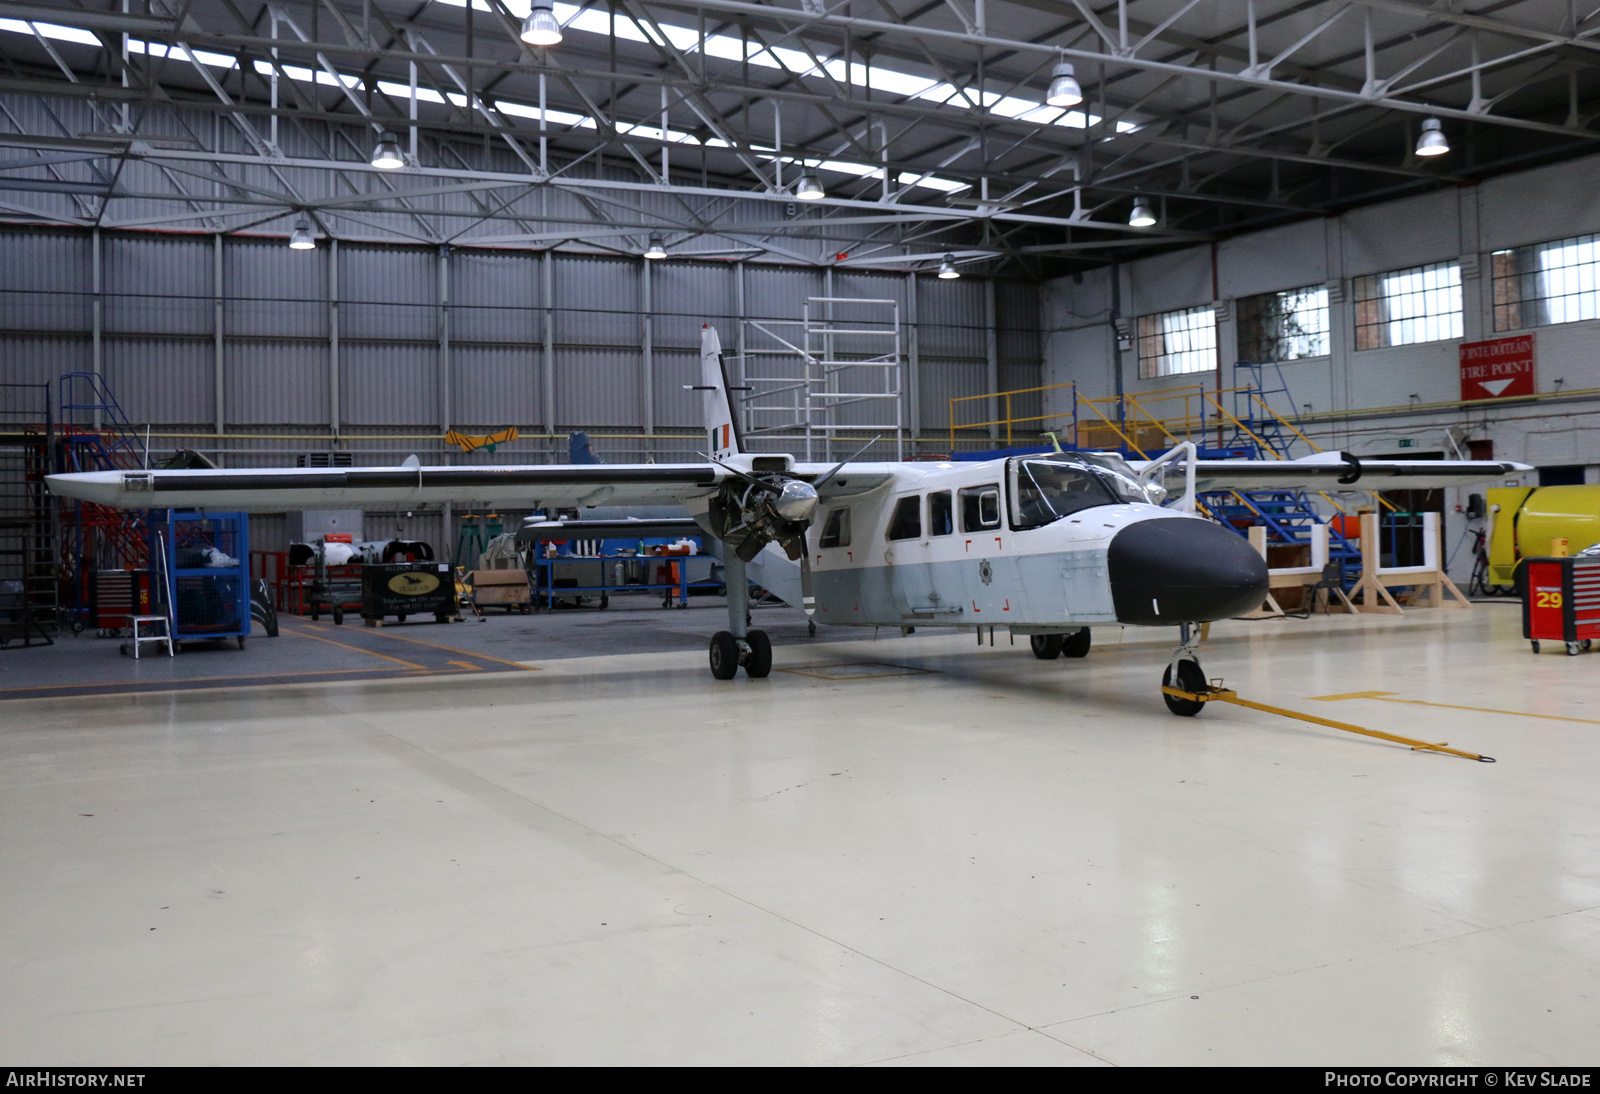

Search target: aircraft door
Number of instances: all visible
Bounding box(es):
[884,493,935,617]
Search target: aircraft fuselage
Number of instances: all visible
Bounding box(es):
[741,455,1269,630]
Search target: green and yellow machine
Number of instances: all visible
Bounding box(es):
[1487,485,1600,584]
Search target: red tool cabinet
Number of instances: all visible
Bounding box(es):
[1521,555,1600,655]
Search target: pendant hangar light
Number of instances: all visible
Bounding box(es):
[288,217,316,250]
[937,254,960,279]
[644,233,668,260]
[370,131,404,169]
[1128,198,1157,228]
[1045,61,1083,108]
[794,173,825,201]
[1415,118,1449,157]
[520,0,563,46]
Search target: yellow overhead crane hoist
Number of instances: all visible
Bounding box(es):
[1486,485,1600,585]
[446,427,518,455]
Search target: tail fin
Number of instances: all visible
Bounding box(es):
[701,324,743,458]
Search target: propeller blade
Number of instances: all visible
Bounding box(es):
[799,552,815,616]
[697,450,769,490]
[813,434,883,488]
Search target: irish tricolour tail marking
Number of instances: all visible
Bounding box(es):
[701,324,743,459]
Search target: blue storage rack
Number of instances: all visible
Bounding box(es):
[155,510,251,648]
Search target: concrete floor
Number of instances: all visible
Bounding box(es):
[1,599,1597,1066]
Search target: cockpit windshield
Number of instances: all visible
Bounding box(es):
[1009,454,1153,530]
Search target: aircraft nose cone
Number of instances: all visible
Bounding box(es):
[1107,517,1269,624]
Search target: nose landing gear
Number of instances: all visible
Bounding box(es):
[1162,622,1208,716]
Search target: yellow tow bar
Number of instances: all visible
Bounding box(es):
[1161,684,1496,763]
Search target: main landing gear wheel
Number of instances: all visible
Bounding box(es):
[709,629,772,679]
[1030,634,1064,660]
[1162,659,1208,717]
[1062,628,1091,658]
[710,631,740,679]
[744,629,772,678]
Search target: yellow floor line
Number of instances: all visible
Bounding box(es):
[311,621,542,672]
[282,624,429,670]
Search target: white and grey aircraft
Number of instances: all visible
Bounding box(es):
[48,326,1528,714]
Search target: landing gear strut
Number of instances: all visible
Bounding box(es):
[1162,622,1207,717]
[707,552,772,679]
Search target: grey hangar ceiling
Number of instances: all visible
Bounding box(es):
[0,0,1596,277]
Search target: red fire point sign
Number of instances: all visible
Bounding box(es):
[1459,334,1536,401]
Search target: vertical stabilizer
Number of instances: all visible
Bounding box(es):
[701,324,743,458]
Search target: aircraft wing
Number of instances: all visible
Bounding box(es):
[45,463,725,513]
[791,461,897,498]
[1127,452,1531,492]
[516,517,705,542]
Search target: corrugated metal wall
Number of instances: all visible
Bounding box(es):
[0,226,1043,463]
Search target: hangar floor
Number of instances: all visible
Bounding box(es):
[1,599,1596,1066]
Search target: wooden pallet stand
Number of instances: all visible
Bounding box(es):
[1348,511,1470,613]
[1243,523,1357,617]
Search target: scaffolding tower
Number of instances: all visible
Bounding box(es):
[56,372,151,628]
[0,383,57,647]
[734,297,904,462]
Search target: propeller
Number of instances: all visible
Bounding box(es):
[700,437,881,617]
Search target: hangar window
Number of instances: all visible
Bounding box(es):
[1136,305,1217,379]
[1353,261,1462,349]
[928,491,954,536]
[887,496,922,541]
[960,486,1001,531]
[819,508,851,548]
[1237,286,1329,361]
[1492,233,1600,331]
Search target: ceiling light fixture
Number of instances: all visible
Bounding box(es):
[288,218,316,250]
[1128,198,1157,228]
[1415,117,1449,157]
[937,254,960,279]
[1045,61,1082,108]
[794,173,825,200]
[644,233,667,259]
[520,0,562,46]
[370,131,404,169]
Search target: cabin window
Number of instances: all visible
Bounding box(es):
[887,495,922,541]
[960,485,1001,531]
[928,491,954,536]
[819,507,851,548]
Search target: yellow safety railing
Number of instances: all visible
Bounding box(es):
[948,379,1396,514]
[948,381,1079,452]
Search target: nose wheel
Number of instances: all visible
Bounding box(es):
[1162,622,1207,716]
[1162,658,1208,716]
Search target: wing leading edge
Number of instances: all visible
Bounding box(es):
[1126,452,1530,493]
[45,463,724,513]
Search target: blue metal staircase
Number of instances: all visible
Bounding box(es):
[1197,362,1363,584]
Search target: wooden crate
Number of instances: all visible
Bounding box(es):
[472,569,533,610]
